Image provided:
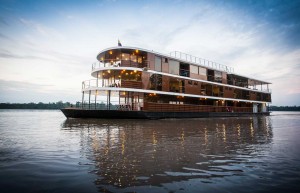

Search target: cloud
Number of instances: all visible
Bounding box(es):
[228,0,300,50]
[0,17,9,26]
[19,18,65,40]
[0,49,57,62]
[0,32,13,41]
[0,79,79,103]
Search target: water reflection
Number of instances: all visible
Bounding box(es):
[62,116,273,192]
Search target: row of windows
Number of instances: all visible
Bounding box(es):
[154,56,207,76]
[148,73,270,102]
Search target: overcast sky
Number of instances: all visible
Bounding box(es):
[0,0,299,106]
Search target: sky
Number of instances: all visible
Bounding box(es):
[0,0,299,106]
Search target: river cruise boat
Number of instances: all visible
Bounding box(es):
[61,46,271,119]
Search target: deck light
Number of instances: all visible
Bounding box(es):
[108,70,111,73]
[135,49,139,53]
[109,51,113,55]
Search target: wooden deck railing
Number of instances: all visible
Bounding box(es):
[121,80,142,89]
[143,102,253,113]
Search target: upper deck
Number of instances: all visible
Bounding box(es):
[92,46,271,94]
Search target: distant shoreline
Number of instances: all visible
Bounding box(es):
[0,102,74,110]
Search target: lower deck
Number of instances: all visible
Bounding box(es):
[80,90,269,114]
[61,108,270,119]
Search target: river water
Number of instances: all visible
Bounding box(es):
[0,110,299,193]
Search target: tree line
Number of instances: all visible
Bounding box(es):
[0,101,75,109]
[269,106,300,111]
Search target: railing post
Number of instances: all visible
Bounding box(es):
[81,91,84,109]
[96,72,99,87]
[95,90,97,110]
[88,90,91,110]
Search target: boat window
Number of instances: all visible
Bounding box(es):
[138,56,142,63]
[190,65,198,74]
[150,74,162,91]
[131,55,137,62]
[199,67,207,76]
[155,56,162,72]
[215,71,222,83]
[169,60,179,75]
[122,53,130,60]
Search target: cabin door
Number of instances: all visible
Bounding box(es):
[253,103,258,113]
[133,95,139,111]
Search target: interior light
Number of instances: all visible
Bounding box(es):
[135,49,139,53]
[109,51,113,55]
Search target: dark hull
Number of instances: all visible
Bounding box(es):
[61,108,270,119]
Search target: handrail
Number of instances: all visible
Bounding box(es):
[170,51,234,73]
[92,59,149,70]
[82,79,142,89]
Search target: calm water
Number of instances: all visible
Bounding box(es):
[0,110,300,193]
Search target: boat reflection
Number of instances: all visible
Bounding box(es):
[62,116,273,190]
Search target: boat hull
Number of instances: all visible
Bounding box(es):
[61,108,270,119]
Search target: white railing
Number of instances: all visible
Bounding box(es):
[170,51,234,73]
[262,89,272,93]
[92,59,122,70]
[82,79,122,89]
[82,79,97,89]
[92,59,149,70]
